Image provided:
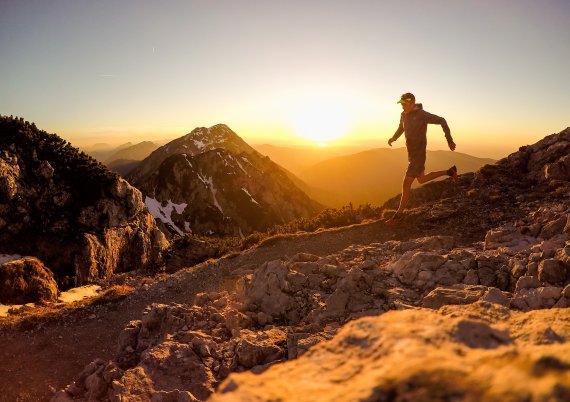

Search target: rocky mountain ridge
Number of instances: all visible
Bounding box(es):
[128,125,322,237]
[0,116,168,291]
[49,127,570,401]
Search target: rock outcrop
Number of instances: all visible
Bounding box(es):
[213,304,570,402]
[127,125,322,237]
[52,128,570,401]
[0,116,168,287]
[54,225,570,401]
[0,257,58,304]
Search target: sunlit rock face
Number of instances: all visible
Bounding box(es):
[128,124,322,237]
[0,116,168,287]
[212,304,570,402]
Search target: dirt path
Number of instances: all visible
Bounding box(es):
[0,219,417,402]
[0,207,492,402]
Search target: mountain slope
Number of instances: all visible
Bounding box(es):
[83,142,133,162]
[299,147,495,207]
[253,143,366,175]
[104,141,158,165]
[128,125,322,237]
[104,141,159,175]
[0,116,168,287]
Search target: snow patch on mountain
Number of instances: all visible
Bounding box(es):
[241,187,259,205]
[144,196,188,235]
[235,158,248,175]
[196,173,208,185]
[205,176,224,214]
[182,154,193,168]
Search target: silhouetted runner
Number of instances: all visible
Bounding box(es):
[386,93,458,225]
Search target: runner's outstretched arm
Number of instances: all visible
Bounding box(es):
[389,116,404,146]
[425,112,455,150]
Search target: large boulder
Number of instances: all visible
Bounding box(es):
[0,257,58,304]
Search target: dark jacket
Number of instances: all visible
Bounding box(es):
[391,104,453,157]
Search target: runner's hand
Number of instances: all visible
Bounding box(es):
[448,141,456,151]
[388,138,395,147]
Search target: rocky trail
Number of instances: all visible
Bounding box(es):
[0,218,424,402]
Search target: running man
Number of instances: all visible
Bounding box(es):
[386,92,458,224]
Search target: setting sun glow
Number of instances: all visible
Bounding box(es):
[289,95,352,146]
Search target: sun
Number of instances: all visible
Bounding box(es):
[289,95,351,146]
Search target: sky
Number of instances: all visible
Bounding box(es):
[1,0,569,158]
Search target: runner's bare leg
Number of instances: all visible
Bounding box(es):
[416,169,449,184]
[396,175,415,214]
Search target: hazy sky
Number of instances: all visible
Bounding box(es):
[1,0,568,157]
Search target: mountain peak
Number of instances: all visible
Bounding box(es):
[128,124,257,183]
[181,124,243,150]
[129,128,321,237]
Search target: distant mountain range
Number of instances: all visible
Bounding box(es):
[127,124,322,237]
[86,137,497,210]
[252,144,367,176]
[258,145,496,207]
[83,141,135,162]
[104,141,160,176]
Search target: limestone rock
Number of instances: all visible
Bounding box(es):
[0,257,58,304]
[244,260,299,321]
[512,286,563,311]
[480,287,510,307]
[138,341,216,400]
[165,237,218,273]
[538,258,567,285]
[544,154,570,181]
[235,328,287,369]
[422,285,487,309]
[210,305,570,402]
[389,251,446,287]
[151,389,199,402]
[484,224,536,251]
[110,366,155,401]
[540,214,568,238]
[287,332,335,359]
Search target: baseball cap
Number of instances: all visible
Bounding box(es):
[397,92,415,104]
